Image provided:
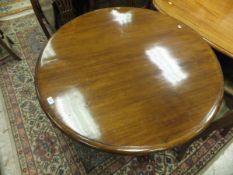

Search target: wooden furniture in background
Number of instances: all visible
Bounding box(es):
[35,8,223,154]
[152,0,233,58]
[30,0,89,39]
[30,0,54,38]
[89,0,152,10]
[31,0,153,39]
[52,0,76,27]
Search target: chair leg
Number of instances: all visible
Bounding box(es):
[0,38,21,61]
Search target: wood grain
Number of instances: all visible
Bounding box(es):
[35,7,224,154]
[153,0,233,58]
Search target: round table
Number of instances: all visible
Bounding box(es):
[152,0,233,58]
[35,7,224,154]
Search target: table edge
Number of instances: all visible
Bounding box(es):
[152,0,233,59]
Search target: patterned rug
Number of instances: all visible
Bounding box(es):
[1,13,233,175]
[0,0,31,17]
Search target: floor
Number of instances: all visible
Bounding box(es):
[1,82,233,175]
[0,87,21,175]
[199,139,233,175]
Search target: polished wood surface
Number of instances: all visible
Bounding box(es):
[153,0,233,58]
[35,7,224,154]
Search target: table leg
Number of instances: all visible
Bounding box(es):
[0,38,21,61]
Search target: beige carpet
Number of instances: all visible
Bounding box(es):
[0,0,31,18]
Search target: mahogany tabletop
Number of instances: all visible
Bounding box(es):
[153,0,233,58]
[35,7,224,154]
